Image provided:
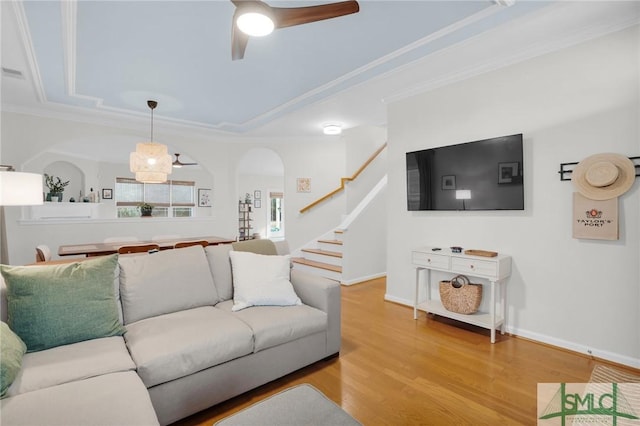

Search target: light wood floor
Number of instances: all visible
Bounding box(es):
[174,277,631,425]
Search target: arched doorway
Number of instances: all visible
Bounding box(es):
[237,148,284,240]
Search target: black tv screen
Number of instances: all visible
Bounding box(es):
[406,134,524,211]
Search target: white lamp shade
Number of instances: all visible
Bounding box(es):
[455,190,472,200]
[130,142,172,183]
[0,171,44,206]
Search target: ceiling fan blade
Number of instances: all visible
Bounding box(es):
[231,16,249,60]
[272,1,359,29]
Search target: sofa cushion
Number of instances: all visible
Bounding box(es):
[119,245,219,324]
[0,255,125,352]
[0,322,26,398]
[204,243,234,301]
[216,300,328,352]
[124,306,254,388]
[229,250,301,312]
[231,239,278,255]
[5,336,135,397]
[0,371,159,426]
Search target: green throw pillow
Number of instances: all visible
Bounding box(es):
[0,321,27,398]
[1,254,125,352]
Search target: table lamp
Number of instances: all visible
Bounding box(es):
[0,165,43,264]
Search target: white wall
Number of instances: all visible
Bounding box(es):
[1,112,348,265]
[386,26,639,366]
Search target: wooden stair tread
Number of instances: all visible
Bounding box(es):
[318,239,343,245]
[292,257,342,273]
[301,248,342,258]
[334,229,344,234]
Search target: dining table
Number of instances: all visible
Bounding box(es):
[58,236,236,257]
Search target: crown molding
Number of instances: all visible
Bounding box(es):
[383,2,640,105]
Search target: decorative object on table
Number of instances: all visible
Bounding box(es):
[297,177,311,193]
[44,173,69,202]
[102,188,112,200]
[254,190,261,200]
[129,100,172,184]
[450,246,463,253]
[572,193,618,240]
[441,175,456,190]
[439,275,482,315]
[138,203,153,217]
[198,188,212,207]
[464,249,498,257]
[571,153,635,200]
[254,199,261,208]
[69,197,75,203]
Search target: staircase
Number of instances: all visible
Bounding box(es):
[291,230,344,282]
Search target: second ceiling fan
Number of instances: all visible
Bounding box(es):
[231,0,360,60]
[172,153,198,168]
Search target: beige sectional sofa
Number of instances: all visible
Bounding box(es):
[0,240,341,425]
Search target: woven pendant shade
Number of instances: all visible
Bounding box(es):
[130,142,172,183]
[129,100,172,183]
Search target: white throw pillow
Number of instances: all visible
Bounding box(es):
[229,251,301,312]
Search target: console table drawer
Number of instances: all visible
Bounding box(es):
[451,257,497,277]
[412,252,449,269]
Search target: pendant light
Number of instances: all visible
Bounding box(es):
[129,100,172,183]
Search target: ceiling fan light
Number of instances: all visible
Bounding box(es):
[237,11,274,36]
[323,124,342,135]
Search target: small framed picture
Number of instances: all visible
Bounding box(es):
[441,175,456,190]
[498,162,519,184]
[198,188,212,207]
[254,190,261,200]
[297,178,311,193]
[102,188,113,199]
[254,199,261,209]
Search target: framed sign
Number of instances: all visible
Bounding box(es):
[297,178,311,193]
[198,188,212,207]
[102,188,113,199]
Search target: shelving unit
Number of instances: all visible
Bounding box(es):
[412,246,511,343]
[238,201,253,241]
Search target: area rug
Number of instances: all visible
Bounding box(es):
[215,384,361,426]
[572,364,640,426]
[589,364,640,383]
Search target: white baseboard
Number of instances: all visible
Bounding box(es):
[341,272,386,286]
[383,294,640,369]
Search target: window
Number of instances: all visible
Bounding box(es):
[115,178,195,218]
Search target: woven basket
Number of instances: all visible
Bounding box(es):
[439,275,482,315]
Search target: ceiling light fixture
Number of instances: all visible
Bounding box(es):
[323,124,343,135]
[129,100,172,183]
[236,3,275,37]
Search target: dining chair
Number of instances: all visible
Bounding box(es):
[117,244,160,255]
[173,240,209,249]
[35,245,52,262]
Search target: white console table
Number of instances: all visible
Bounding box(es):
[412,247,511,343]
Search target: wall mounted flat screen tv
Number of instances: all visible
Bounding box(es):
[406,134,524,211]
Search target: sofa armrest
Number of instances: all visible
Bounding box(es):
[290,269,341,355]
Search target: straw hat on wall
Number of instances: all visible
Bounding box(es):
[571,153,635,200]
